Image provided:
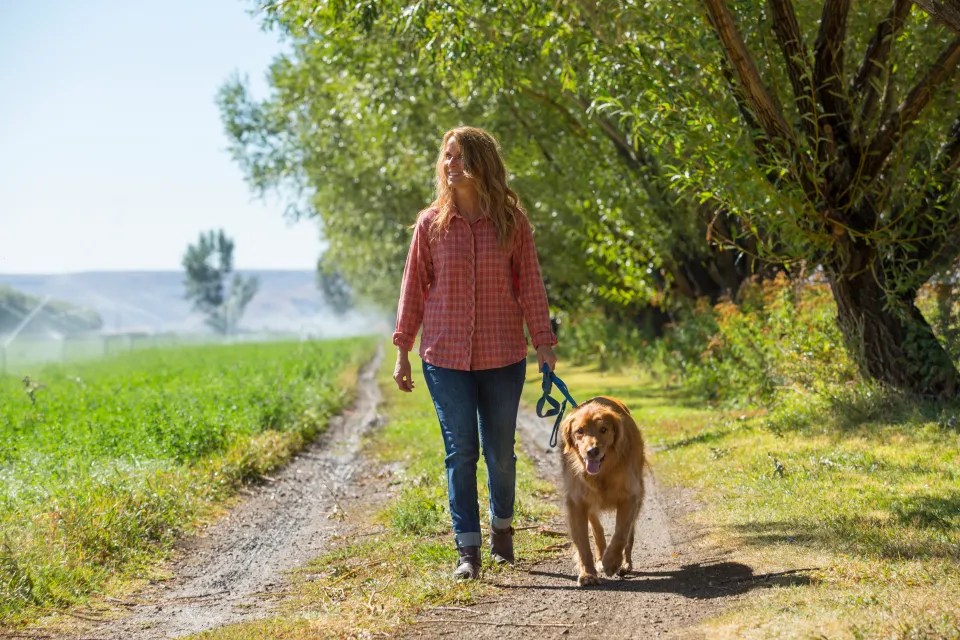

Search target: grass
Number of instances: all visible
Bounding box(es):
[0,337,376,626]
[71,344,959,639]
[548,364,960,639]
[192,349,561,639]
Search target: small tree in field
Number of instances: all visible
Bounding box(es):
[182,230,259,335]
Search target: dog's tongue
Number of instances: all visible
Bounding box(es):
[586,459,602,475]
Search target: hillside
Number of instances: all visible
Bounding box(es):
[0,271,385,336]
[0,285,103,336]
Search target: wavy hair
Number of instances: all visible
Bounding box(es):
[427,126,523,247]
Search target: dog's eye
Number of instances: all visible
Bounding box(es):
[600,427,608,434]
[575,428,584,436]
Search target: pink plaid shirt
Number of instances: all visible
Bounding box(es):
[393,207,557,371]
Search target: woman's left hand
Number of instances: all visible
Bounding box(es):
[536,344,558,372]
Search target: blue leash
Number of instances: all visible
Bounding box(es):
[535,363,579,448]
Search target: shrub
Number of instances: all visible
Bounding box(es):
[660,274,858,403]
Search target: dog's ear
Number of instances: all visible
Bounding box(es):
[561,414,577,451]
[614,412,638,458]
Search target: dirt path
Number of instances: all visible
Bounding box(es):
[49,346,385,639]
[398,411,791,639]
[39,351,799,639]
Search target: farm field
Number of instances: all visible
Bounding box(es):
[0,337,376,625]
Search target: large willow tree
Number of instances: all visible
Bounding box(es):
[686,0,960,395]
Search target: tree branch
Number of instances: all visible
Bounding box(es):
[516,86,589,138]
[768,0,819,143]
[855,0,913,129]
[862,38,960,181]
[504,99,562,173]
[814,0,854,148]
[912,0,960,34]
[702,0,797,151]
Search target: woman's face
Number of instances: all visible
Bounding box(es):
[443,137,467,187]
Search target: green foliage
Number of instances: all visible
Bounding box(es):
[0,337,374,624]
[220,0,759,314]
[224,0,960,392]
[182,229,259,335]
[559,310,651,371]
[654,275,859,404]
[918,276,960,359]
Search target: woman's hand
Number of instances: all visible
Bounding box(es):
[394,349,415,392]
[536,344,558,372]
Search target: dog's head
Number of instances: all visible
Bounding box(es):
[561,397,633,476]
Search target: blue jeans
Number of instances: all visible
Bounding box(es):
[422,358,527,549]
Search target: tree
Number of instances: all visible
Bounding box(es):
[689,0,960,396]
[912,0,960,33]
[316,261,353,316]
[220,1,767,320]
[225,0,960,394]
[182,230,259,335]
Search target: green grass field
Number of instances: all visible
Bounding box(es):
[0,337,376,625]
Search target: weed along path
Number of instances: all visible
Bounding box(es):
[399,410,780,639]
[51,347,385,640]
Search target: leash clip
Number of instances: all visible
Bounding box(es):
[535,363,578,448]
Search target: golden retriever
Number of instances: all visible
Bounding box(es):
[559,396,646,586]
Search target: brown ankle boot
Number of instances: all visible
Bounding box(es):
[453,545,481,580]
[490,525,515,565]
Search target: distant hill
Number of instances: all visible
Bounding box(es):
[0,271,386,336]
[0,285,103,336]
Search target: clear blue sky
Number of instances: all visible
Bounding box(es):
[0,0,321,274]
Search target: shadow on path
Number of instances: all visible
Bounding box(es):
[504,561,816,599]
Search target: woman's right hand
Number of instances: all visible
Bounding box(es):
[394,350,415,392]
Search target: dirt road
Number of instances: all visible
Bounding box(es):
[44,352,793,639]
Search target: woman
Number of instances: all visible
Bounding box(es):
[392,126,558,580]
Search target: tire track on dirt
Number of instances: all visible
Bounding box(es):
[400,409,780,639]
[52,345,384,639]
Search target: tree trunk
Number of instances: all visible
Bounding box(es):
[912,0,960,35]
[828,269,959,397]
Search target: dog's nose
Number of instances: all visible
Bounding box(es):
[586,446,600,459]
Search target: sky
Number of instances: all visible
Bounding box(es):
[0,0,321,274]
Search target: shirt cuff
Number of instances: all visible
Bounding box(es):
[531,331,557,349]
[392,331,415,352]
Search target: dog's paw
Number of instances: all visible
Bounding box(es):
[601,549,622,577]
[617,561,633,577]
[578,571,600,587]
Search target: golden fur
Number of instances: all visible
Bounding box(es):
[559,396,646,586]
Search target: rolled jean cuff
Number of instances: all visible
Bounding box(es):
[491,515,513,531]
[455,532,482,548]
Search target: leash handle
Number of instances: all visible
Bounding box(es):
[536,363,578,448]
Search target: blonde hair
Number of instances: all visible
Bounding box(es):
[427,126,523,247]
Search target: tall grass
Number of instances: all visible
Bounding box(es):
[0,337,375,624]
